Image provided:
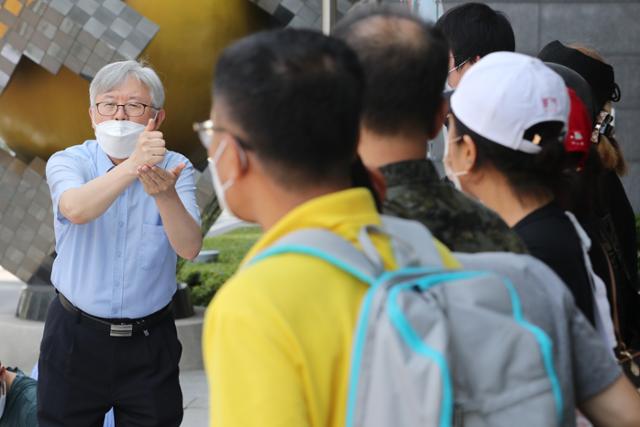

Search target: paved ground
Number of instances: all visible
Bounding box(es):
[180,370,209,426]
[0,268,210,426]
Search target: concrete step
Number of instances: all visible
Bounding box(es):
[0,280,206,372]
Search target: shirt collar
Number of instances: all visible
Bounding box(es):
[95,141,116,176]
[379,159,440,188]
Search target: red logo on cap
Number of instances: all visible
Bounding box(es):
[568,131,586,146]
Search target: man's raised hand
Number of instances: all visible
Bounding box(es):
[127,118,165,170]
[137,163,186,198]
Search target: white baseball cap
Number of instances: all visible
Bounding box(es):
[450,51,569,154]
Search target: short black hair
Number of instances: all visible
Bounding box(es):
[213,28,364,188]
[435,3,515,66]
[452,114,568,199]
[333,5,449,136]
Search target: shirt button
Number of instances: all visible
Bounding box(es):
[116,251,122,257]
[118,221,124,227]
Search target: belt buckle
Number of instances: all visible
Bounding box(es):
[110,323,133,337]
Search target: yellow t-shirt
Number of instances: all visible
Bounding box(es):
[203,188,459,427]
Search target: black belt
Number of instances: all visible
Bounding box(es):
[57,292,173,337]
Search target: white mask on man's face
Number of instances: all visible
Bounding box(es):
[208,140,241,219]
[443,136,468,192]
[446,57,471,91]
[94,120,146,159]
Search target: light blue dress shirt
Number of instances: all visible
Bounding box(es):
[46,140,201,319]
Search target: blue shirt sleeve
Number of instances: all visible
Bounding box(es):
[168,155,201,226]
[45,150,90,222]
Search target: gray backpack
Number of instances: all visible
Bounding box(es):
[251,216,564,427]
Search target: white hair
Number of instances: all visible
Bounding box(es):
[89,60,165,108]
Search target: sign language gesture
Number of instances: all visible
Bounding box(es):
[137,163,186,198]
[128,118,166,169]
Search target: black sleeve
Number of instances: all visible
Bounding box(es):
[526,244,596,327]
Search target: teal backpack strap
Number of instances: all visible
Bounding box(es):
[356,215,444,270]
[249,217,445,282]
[248,228,381,285]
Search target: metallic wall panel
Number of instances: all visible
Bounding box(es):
[0,0,158,94]
[250,0,354,29]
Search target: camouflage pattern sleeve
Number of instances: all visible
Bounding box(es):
[380,160,528,254]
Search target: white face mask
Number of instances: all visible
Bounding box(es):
[445,57,470,92]
[0,379,6,420]
[443,136,468,191]
[94,120,146,159]
[208,140,238,217]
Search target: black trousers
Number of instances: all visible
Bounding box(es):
[37,297,183,427]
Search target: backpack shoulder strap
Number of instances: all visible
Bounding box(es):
[247,228,380,285]
[248,216,444,283]
[355,216,443,270]
[369,215,443,269]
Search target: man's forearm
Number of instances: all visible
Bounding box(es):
[580,375,640,427]
[59,160,137,224]
[154,190,202,260]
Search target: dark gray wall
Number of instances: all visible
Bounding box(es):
[444,0,640,212]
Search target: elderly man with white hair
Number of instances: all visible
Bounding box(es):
[40,60,202,426]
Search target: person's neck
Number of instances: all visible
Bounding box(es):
[109,156,125,165]
[252,181,351,230]
[359,127,428,169]
[473,173,554,227]
[1,369,16,392]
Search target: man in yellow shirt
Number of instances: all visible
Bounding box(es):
[198,29,458,427]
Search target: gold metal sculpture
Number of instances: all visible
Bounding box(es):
[0,0,267,164]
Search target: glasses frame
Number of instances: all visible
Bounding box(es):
[448,57,471,75]
[192,119,251,151]
[94,102,157,117]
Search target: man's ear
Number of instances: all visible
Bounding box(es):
[223,138,250,181]
[153,109,166,129]
[428,98,448,139]
[461,134,478,171]
[88,107,95,130]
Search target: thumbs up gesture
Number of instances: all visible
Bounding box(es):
[128,118,166,169]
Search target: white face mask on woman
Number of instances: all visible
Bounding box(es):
[94,120,146,159]
[443,136,468,191]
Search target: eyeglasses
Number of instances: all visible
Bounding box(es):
[192,119,251,150]
[448,57,471,74]
[95,102,156,117]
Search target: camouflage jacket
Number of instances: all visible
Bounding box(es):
[380,159,527,254]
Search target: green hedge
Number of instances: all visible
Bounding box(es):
[178,227,262,307]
